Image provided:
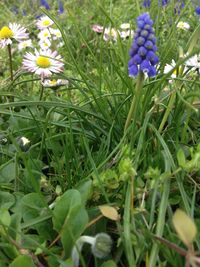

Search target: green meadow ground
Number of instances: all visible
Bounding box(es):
[0,0,200,266]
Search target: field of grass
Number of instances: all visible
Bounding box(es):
[0,0,199,266]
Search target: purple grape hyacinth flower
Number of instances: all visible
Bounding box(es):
[40,0,50,10]
[195,6,200,15]
[143,0,151,8]
[58,1,64,14]
[128,13,159,78]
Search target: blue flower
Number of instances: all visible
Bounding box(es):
[128,13,159,78]
[143,0,151,8]
[40,0,50,10]
[195,6,200,15]
[58,1,64,14]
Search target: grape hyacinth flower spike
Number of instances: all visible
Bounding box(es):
[125,13,159,132]
[128,13,159,78]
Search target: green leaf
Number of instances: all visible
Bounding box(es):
[76,179,92,205]
[0,208,11,235]
[0,191,15,209]
[9,255,37,267]
[100,260,117,267]
[52,189,88,258]
[177,149,186,167]
[0,162,16,183]
[21,193,52,240]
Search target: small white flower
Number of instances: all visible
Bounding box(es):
[0,23,29,48]
[38,29,51,40]
[50,28,62,40]
[185,54,200,69]
[103,28,119,42]
[119,30,134,40]
[22,49,64,78]
[39,38,51,50]
[18,39,33,50]
[36,16,54,30]
[41,79,69,87]
[92,24,104,33]
[120,23,131,30]
[177,21,190,30]
[164,60,177,78]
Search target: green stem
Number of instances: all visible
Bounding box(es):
[158,91,176,133]
[8,44,13,81]
[124,72,144,133]
[39,84,44,101]
[148,178,170,267]
[123,182,136,267]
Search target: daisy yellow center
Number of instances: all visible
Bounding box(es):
[36,56,51,68]
[0,26,13,39]
[42,20,51,27]
[49,79,57,85]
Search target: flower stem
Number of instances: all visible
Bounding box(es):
[8,44,13,81]
[39,84,44,101]
[124,71,144,133]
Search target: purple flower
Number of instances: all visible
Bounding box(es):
[58,1,64,14]
[143,0,151,8]
[128,13,159,78]
[40,0,50,10]
[195,6,200,15]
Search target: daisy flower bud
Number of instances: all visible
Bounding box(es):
[128,13,159,77]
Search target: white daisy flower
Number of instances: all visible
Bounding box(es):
[120,23,131,30]
[39,38,51,50]
[18,39,33,50]
[41,79,69,87]
[38,29,52,40]
[177,21,190,30]
[185,54,200,69]
[22,49,64,78]
[49,28,62,40]
[0,23,29,48]
[36,16,54,30]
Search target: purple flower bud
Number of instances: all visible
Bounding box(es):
[140,30,149,37]
[136,36,146,46]
[129,64,139,76]
[138,46,148,57]
[145,40,154,50]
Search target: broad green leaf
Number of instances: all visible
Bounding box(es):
[100,260,117,267]
[53,189,88,258]
[0,191,15,209]
[0,208,11,235]
[8,213,22,241]
[76,179,92,205]
[9,255,37,267]
[21,193,52,240]
[172,209,197,246]
[0,162,16,183]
